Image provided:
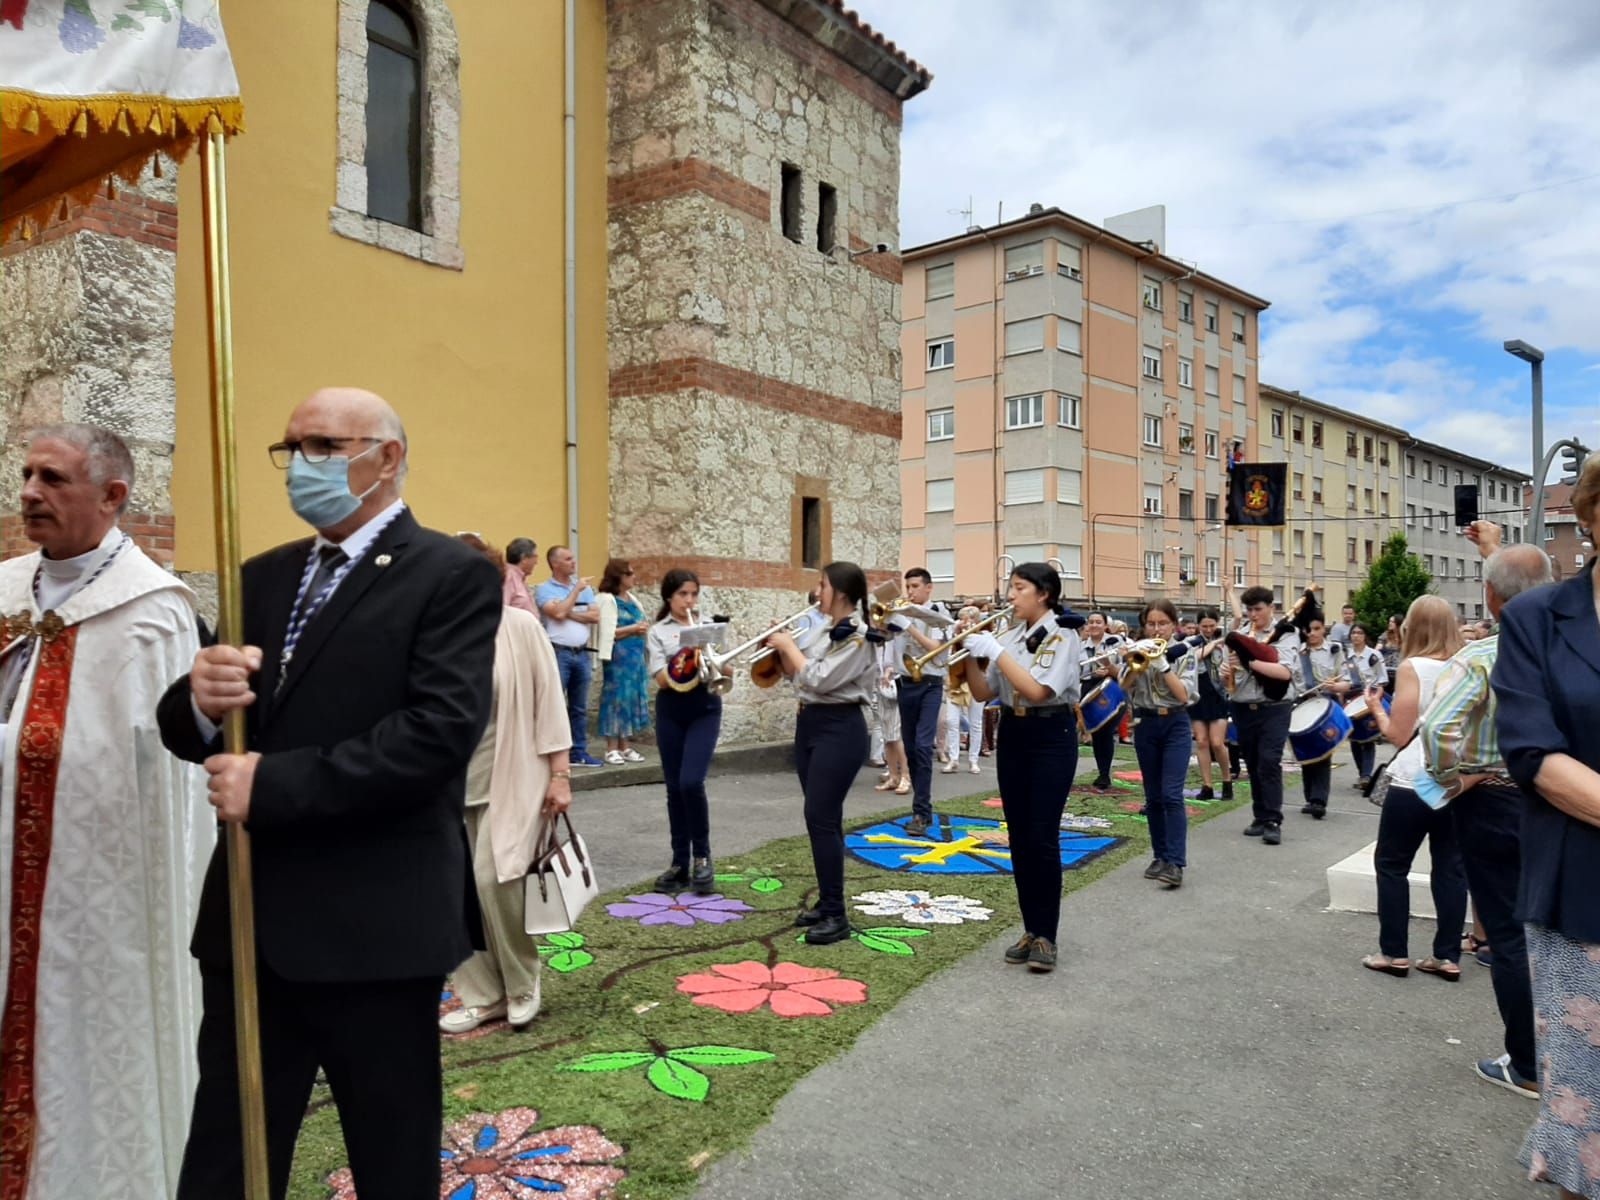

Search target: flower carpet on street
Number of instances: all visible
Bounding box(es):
[292,768,1248,1200]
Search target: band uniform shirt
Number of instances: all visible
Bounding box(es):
[1344,645,1389,689]
[1297,642,1348,695]
[646,617,691,679]
[1419,635,1505,790]
[1126,646,1198,711]
[1078,632,1124,683]
[985,617,1082,711]
[534,577,596,649]
[1228,625,1299,704]
[794,620,876,706]
[893,603,949,679]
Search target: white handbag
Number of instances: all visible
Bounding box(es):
[522,812,599,935]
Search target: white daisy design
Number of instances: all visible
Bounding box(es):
[851,889,993,925]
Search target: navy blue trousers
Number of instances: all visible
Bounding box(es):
[897,677,943,820]
[996,709,1079,942]
[1133,710,1191,867]
[655,686,721,865]
[1350,737,1378,781]
[1089,721,1118,784]
[1233,701,1291,825]
[795,704,869,917]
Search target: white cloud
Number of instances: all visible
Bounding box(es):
[853,0,1600,472]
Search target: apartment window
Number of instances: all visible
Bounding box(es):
[1312,421,1324,448]
[1058,468,1082,505]
[1004,392,1044,429]
[1456,558,1466,579]
[1058,393,1081,428]
[1142,347,1163,379]
[1004,241,1044,279]
[1142,277,1163,310]
[1423,553,1435,573]
[1179,490,1194,519]
[801,496,823,567]
[1058,318,1082,355]
[364,0,424,230]
[1346,483,1357,508]
[1406,454,1416,477]
[1441,471,1450,491]
[926,549,954,583]
[1545,525,1557,542]
[1205,365,1220,396]
[1347,537,1358,561]
[780,163,803,243]
[1272,529,1284,554]
[1363,435,1374,462]
[925,478,954,512]
[1056,240,1082,279]
[1206,557,1219,585]
[925,262,954,301]
[1204,431,1218,458]
[1406,503,1416,527]
[1142,415,1163,447]
[1292,472,1304,500]
[1178,291,1193,323]
[1379,441,1390,467]
[1232,311,1246,343]
[1291,415,1304,443]
[1363,487,1374,513]
[1312,477,1323,503]
[1005,468,1046,505]
[1346,431,1358,457]
[1380,490,1390,515]
[1179,423,1194,452]
[815,182,837,253]
[926,338,954,370]
[1423,459,1434,482]
[1455,469,1463,486]
[1270,409,1284,438]
[1364,539,1375,564]
[1312,532,1324,557]
[926,408,954,441]
[1143,483,1163,514]
[1145,551,1165,583]
[1180,554,1195,581]
[1234,562,1246,586]
[1204,300,1219,332]
[1204,494,1219,522]
[1058,545,1083,578]
[1005,317,1044,355]
[1007,543,1045,564]
[1474,560,1482,581]
[1178,358,1193,388]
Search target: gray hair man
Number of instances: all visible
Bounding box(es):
[1420,523,1553,1101]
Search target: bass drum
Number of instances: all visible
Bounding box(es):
[1288,696,1353,764]
[1077,678,1127,734]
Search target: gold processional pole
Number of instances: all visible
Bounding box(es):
[198,126,271,1200]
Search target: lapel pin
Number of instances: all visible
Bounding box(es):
[375,554,392,567]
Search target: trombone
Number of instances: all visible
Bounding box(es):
[995,553,1015,605]
[905,604,1014,682]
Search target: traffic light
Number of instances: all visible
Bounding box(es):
[1561,441,1592,486]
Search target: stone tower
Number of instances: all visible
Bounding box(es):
[607,0,929,742]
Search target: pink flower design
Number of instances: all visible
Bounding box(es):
[1587,945,1600,966]
[325,1106,624,1198]
[1579,1132,1600,1183]
[1548,1085,1596,1128]
[605,892,752,926]
[1528,1149,1548,1182]
[676,961,868,1018]
[1564,995,1600,1047]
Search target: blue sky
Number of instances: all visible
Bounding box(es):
[848,0,1600,479]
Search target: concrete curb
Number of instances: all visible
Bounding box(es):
[570,739,796,791]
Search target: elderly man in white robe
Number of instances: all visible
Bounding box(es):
[0,424,211,1199]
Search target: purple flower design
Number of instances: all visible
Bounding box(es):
[59,0,104,52]
[606,892,752,927]
[176,15,213,48]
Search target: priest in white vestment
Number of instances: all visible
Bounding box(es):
[0,424,212,1200]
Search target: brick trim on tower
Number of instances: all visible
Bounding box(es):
[1,513,175,566]
[0,191,177,258]
[627,553,898,594]
[607,158,770,222]
[610,356,900,440]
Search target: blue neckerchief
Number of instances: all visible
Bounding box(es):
[1025,625,1050,655]
[1056,607,1087,631]
[829,618,857,643]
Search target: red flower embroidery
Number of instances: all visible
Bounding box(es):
[1548,1084,1596,1128]
[676,961,867,1018]
[1578,1132,1600,1183]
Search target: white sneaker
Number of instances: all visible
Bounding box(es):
[940,762,957,774]
[508,985,542,1028]
[439,999,506,1034]
[969,761,980,774]
[622,748,646,763]
[604,750,626,765]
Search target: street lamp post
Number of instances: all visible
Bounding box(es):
[1504,338,1545,543]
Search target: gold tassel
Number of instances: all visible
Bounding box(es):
[147,108,164,137]
[58,197,70,222]
[70,110,89,136]
[19,218,33,241]
[151,154,164,178]
[204,112,223,136]
[114,107,131,134]
[20,107,39,135]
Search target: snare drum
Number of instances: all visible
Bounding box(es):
[1287,696,1353,764]
[1077,678,1127,733]
[1344,694,1391,743]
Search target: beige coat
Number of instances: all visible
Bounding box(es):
[465,605,573,882]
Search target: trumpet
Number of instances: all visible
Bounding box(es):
[906,604,1014,682]
[730,605,826,689]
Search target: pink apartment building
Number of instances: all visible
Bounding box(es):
[899,205,1270,610]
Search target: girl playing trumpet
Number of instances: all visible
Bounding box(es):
[1125,600,1197,888]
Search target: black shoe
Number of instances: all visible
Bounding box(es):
[690,857,715,895]
[1138,804,1149,816]
[1300,803,1316,815]
[803,915,852,945]
[1093,777,1112,791]
[905,816,930,838]
[1243,821,1266,837]
[1197,786,1215,801]
[793,907,824,927]
[654,863,689,890]
[1003,934,1036,965]
[1309,804,1326,820]
[1143,858,1165,879]
[1157,862,1183,888]
[1027,937,1058,973]
[1221,781,1234,800]
[1262,823,1282,845]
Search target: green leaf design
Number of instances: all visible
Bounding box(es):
[545,949,594,974]
[860,926,930,938]
[667,1045,776,1066]
[749,876,784,893]
[855,932,916,956]
[561,1051,654,1073]
[647,1056,710,1102]
[713,873,746,882]
[545,931,585,949]
[112,13,141,30]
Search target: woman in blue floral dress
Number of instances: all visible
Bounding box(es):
[599,559,652,763]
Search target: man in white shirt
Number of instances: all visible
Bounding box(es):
[536,546,602,767]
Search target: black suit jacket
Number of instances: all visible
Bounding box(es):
[159,508,500,982]
[1492,558,1600,943]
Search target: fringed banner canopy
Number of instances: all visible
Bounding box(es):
[0,0,243,239]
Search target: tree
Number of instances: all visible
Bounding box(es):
[1348,533,1432,634]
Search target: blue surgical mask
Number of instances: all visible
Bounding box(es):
[286,444,381,530]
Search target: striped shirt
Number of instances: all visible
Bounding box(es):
[1418,635,1502,789]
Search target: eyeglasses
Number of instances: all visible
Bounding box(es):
[267,436,382,469]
